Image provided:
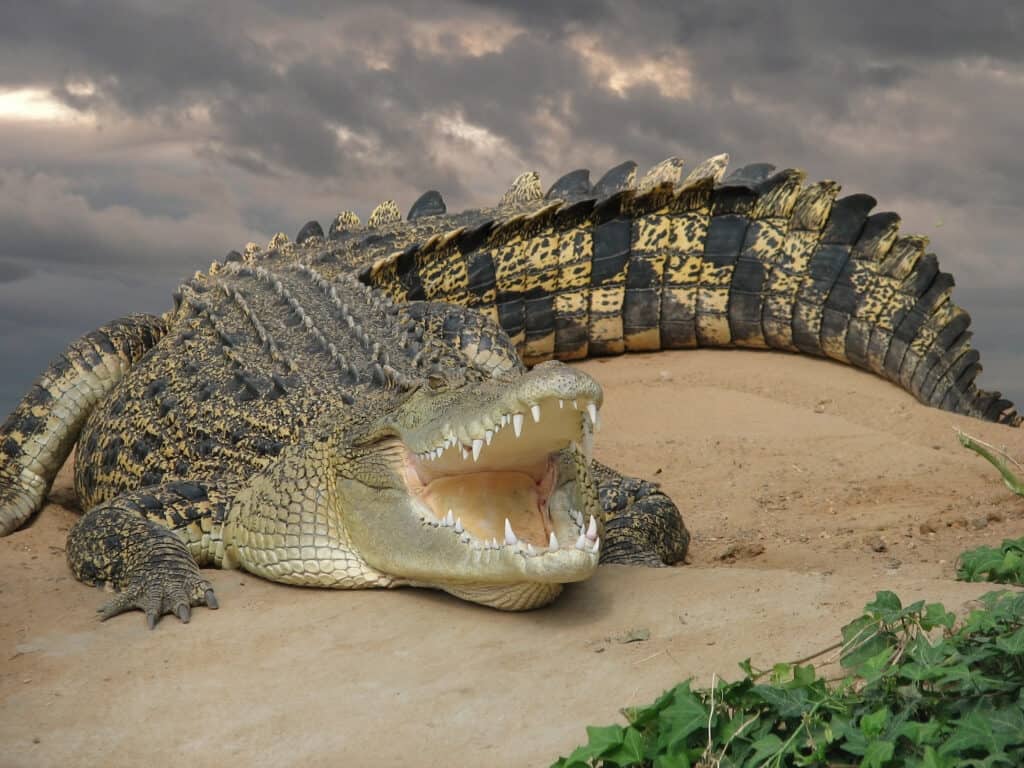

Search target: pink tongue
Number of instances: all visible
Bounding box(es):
[420,471,548,545]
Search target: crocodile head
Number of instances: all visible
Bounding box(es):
[336,360,604,610]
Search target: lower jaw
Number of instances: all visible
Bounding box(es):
[420,580,565,611]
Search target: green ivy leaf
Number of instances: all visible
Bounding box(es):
[744,734,785,766]
[862,739,895,767]
[602,727,645,766]
[860,707,891,738]
[995,626,1024,655]
[864,591,903,620]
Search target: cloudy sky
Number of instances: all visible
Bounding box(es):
[1,1,1022,417]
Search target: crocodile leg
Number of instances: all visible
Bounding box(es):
[0,314,168,535]
[66,480,229,628]
[591,461,690,566]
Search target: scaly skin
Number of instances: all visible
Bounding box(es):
[0,152,1018,628]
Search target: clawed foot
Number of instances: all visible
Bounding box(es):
[98,572,219,629]
[67,505,222,629]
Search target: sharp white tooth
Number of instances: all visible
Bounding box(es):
[587,403,599,429]
[548,531,559,551]
[461,445,470,460]
[454,517,464,533]
[472,438,483,462]
[558,399,565,409]
[501,414,510,426]
[592,536,600,554]
[504,518,517,545]
[527,543,536,556]
[484,429,494,445]
[575,534,587,550]
[512,413,524,437]
[445,509,455,527]
[491,537,500,549]
[586,515,598,542]
[572,399,579,409]
[530,404,541,423]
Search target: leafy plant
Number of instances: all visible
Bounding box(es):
[958,537,1024,585]
[552,590,1024,767]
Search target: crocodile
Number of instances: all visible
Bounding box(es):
[0,153,1019,628]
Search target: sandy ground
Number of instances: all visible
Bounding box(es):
[1,348,1022,767]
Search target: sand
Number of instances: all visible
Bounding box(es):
[2,348,1022,767]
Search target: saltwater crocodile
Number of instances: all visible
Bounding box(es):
[0,153,1019,627]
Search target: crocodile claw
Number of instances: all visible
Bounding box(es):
[97,571,217,630]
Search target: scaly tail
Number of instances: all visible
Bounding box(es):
[0,314,168,535]
[359,155,1019,426]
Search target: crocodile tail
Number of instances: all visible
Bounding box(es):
[358,156,1018,426]
[0,314,168,535]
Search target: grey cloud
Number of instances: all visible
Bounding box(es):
[0,261,33,285]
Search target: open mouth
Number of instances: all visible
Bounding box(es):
[399,395,601,560]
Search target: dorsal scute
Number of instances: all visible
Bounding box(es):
[368,200,401,229]
[295,220,325,245]
[329,211,362,240]
[407,190,446,221]
[685,153,730,184]
[500,171,543,207]
[593,160,637,197]
[545,168,591,201]
[638,156,685,191]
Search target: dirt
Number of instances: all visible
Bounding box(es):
[1,348,1021,767]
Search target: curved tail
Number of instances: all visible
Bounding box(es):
[0,314,168,535]
[359,155,1019,426]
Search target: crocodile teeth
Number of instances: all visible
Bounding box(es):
[454,517,464,533]
[530,404,541,423]
[527,543,536,556]
[572,399,579,409]
[484,429,494,446]
[461,445,470,460]
[491,537,500,549]
[575,533,588,550]
[586,515,598,542]
[548,531,559,551]
[445,509,455,527]
[501,414,510,427]
[472,438,483,462]
[504,518,517,546]
[587,402,599,430]
[592,536,600,554]
[512,413,524,437]
[558,399,565,409]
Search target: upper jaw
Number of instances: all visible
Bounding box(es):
[400,360,603,460]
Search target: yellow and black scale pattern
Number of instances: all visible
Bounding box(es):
[346,155,1019,426]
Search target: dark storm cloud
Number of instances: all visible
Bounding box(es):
[0,0,1021,416]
